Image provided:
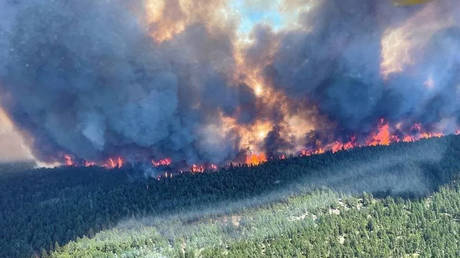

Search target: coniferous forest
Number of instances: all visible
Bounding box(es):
[1,135,459,257]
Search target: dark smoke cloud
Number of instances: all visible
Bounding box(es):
[0,0,255,164]
[254,0,459,136]
[0,0,458,165]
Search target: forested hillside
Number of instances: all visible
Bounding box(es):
[1,135,459,257]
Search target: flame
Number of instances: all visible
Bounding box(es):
[104,157,124,169]
[411,123,443,139]
[330,137,356,153]
[117,157,124,168]
[295,118,450,159]
[300,148,325,157]
[191,164,205,173]
[403,135,415,142]
[366,119,444,147]
[152,158,172,167]
[367,119,392,146]
[245,153,267,166]
[420,132,443,139]
[209,164,218,171]
[64,155,74,166]
[57,118,456,173]
[84,161,96,167]
[220,114,273,156]
[189,163,218,173]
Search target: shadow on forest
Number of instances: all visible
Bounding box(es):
[0,135,459,257]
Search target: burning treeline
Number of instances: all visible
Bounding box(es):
[0,0,458,172]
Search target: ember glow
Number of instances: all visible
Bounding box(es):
[103,157,124,169]
[245,153,267,166]
[367,119,392,147]
[64,155,74,167]
[152,158,172,167]
[0,0,458,170]
[63,118,449,172]
[84,161,96,167]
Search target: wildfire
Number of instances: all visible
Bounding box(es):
[84,161,96,167]
[64,155,74,166]
[152,158,172,167]
[191,164,205,173]
[220,114,273,158]
[367,119,392,146]
[403,135,415,143]
[190,163,218,173]
[330,138,356,153]
[61,118,455,172]
[209,164,218,171]
[245,153,267,166]
[297,119,448,159]
[104,157,124,169]
[300,148,325,157]
[302,137,357,156]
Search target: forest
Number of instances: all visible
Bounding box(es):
[1,135,459,257]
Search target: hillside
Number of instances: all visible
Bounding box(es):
[1,135,459,257]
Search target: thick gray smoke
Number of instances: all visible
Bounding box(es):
[249,0,460,136]
[0,0,459,165]
[0,0,256,164]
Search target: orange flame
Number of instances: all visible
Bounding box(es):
[60,118,455,172]
[367,119,391,146]
[84,161,96,167]
[296,119,450,158]
[190,163,218,173]
[64,155,74,166]
[152,158,172,167]
[330,136,357,153]
[191,164,205,173]
[245,153,267,166]
[403,135,415,142]
[300,148,326,157]
[104,157,123,169]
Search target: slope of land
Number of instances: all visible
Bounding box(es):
[1,135,459,257]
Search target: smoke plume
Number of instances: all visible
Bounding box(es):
[0,0,458,167]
